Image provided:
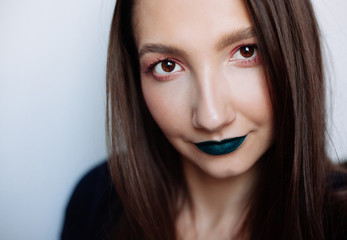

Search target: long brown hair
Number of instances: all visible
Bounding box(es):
[106,0,346,239]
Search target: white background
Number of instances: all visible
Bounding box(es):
[0,0,346,239]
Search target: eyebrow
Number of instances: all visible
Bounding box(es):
[216,27,256,51]
[138,27,256,59]
[138,44,187,59]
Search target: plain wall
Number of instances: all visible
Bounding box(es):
[0,0,346,239]
[0,0,115,239]
[313,1,347,161]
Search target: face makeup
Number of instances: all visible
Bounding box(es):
[135,0,274,179]
[195,136,247,156]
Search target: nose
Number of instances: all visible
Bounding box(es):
[192,72,235,132]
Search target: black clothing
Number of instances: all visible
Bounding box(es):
[61,162,122,240]
[61,161,347,240]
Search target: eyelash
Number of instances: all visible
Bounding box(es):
[145,57,171,73]
[144,44,260,80]
[229,44,260,66]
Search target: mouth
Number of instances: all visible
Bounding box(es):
[194,135,247,156]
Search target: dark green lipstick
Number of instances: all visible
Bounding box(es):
[194,135,247,156]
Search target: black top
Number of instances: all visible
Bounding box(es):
[61,162,122,240]
[61,161,347,240]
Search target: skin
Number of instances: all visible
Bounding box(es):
[133,0,274,238]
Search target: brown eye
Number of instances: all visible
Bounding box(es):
[239,46,255,58]
[153,59,182,76]
[161,60,176,72]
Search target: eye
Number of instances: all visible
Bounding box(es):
[232,45,258,60]
[153,59,182,75]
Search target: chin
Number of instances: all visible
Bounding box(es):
[182,151,261,180]
[210,161,258,180]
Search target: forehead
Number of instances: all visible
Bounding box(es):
[133,0,253,50]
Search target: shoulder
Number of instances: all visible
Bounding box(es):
[329,169,347,191]
[325,169,347,240]
[61,161,123,240]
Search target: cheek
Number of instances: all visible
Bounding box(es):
[141,78,190,136]
[228,66,273,124]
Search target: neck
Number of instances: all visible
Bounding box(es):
[177,158,259,239]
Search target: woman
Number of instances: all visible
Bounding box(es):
[62,0,347,239]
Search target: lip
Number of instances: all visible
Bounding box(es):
[194,135,247,156]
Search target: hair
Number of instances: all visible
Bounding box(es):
[106,0,347,239]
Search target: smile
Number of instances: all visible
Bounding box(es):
[194,135,247,156]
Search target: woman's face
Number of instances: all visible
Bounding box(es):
[134,0,274,179]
